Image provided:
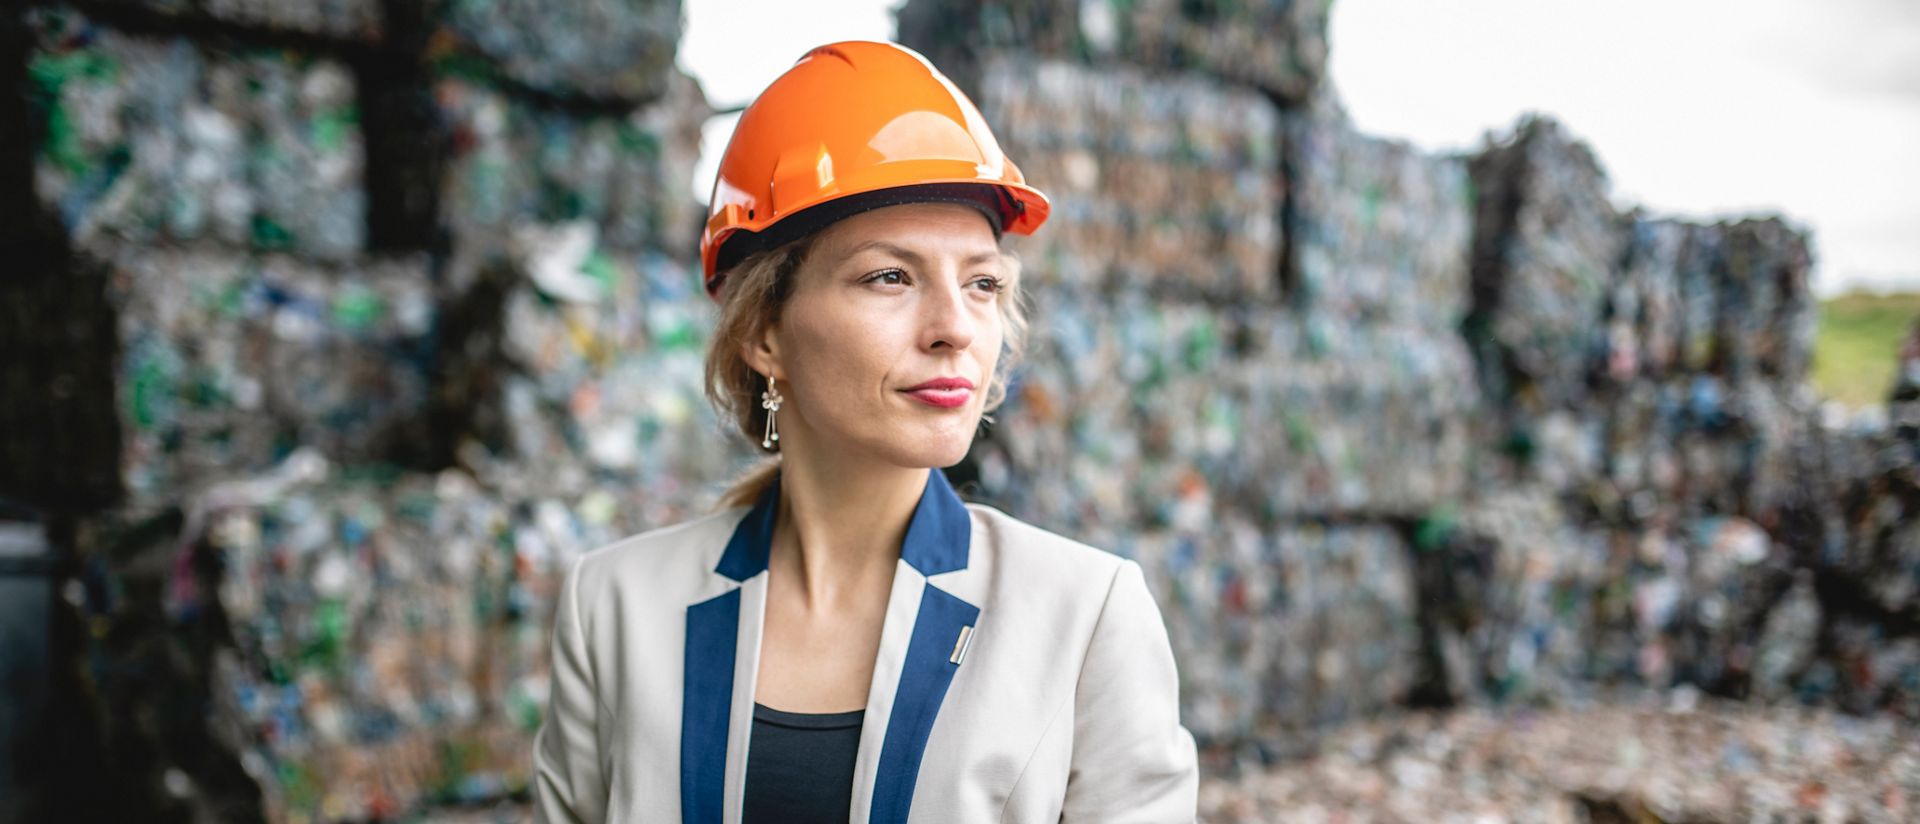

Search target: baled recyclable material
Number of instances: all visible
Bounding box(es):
[95,245,434,503]
[29,9,366,259]
[178,454,630,821]
[1282,95,1473,330]
[437,71,707,263]
[1125,521,1421,748]
[980,289,1478,529]
[969,54,1281,300]
[436,0,682,102]
[896,0,1330,104]
[87,0,383,39]
[489,228,752,524]
[1465,115,1627,412]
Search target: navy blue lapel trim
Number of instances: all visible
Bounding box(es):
[681,589,741,824]
[900,468,971,576]
[715,474,779,582]
[712,468,972,580]
[870,584,981,824]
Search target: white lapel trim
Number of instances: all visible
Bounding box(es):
[722,571,769,824]
[848,558,929,823]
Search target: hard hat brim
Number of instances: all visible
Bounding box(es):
[704,179,1048,299]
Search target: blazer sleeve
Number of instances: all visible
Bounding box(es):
[1060,558,1200,823]
[532,554,610,824]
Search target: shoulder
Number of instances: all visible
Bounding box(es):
[962,501,1136,604]
[565,505,749,606]
[966,501,1126,570]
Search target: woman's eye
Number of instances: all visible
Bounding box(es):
[971,276,1005,294]
[866,268,908,286]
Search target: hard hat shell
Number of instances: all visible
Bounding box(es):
[699,40,1051,300]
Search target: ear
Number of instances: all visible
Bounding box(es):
[738,322,784,382]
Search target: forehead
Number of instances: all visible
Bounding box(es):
[811,201,1001,262]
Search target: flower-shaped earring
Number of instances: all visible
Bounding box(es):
[760,374,784,450]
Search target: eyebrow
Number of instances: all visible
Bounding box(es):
[847,240,1001,268]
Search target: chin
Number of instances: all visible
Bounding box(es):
[893,441,975,469]
[873,428,978,469]
[831,409,983,468]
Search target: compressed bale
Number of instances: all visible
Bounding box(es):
[1117,0,1332,104]
[1713,217,1817,386]
[94,245,434,502]
[84,0,383,40]
[69,370,760,821]
[1122,522,1266,746]
[1598,215,1821,520]
[978,287,1478,531]
[1611,216,1714,379]
[967,55,1281,300]
[486,227,751,521]
[1235,313,1481,518]
[1583,516,1791,695]
[1125,520,1420,747]
[1465,115,1627,412]
[1282,96,1473,329]
[203,0,382,38]
[1591,379,1690,518]
[896,0,1331,104]
[1267,522,1421,732]
[976,291,1251,534]
[437,71,707,265]
[1425,489,1812,706]
[1608,215,1814,389]
[1590,375,1810,521]
[1425,488,1610,704]
[28,9,366,259]
[172,456,673,820]
[436,0,681,102]
[1810,412,1920,718]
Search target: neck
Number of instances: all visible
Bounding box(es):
[770,446,928,612]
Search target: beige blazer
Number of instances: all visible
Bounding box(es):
[531,467,1199,823]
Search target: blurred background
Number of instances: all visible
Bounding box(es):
[2,0,1917,822]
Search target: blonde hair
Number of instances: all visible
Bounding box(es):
[703,236,1031,511]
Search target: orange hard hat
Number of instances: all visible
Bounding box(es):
[699,41,1051,300]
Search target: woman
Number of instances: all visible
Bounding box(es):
[532,41,1198,824]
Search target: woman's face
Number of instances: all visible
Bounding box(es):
[745,201,1007,470]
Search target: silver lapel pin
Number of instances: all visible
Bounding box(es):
[949,624,975,665]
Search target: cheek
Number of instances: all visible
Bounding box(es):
[782,310,900,400]
[979,309,1006,366]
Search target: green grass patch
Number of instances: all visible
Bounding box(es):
[1814,291,1920,409]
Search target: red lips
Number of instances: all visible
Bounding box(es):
[902,377,975,392]
[901,377,974,409]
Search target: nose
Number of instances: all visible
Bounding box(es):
[919,270,977,353]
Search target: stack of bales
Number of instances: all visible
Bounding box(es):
[899,0,1476,751]
[1773,341,1920,720]
[1460,119,1815,512]
[899,0,1899,762]
[10,2,742,820]
[1418,116,1885,716]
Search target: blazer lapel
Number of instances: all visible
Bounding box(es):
[682,468,980,824]
[853,468,979,824]
[681,479,776,824]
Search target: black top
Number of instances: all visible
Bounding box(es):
[741,702,865,824]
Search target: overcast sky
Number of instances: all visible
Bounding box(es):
[679,0,1919,297]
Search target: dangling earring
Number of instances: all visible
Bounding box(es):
[760,374,784,450]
